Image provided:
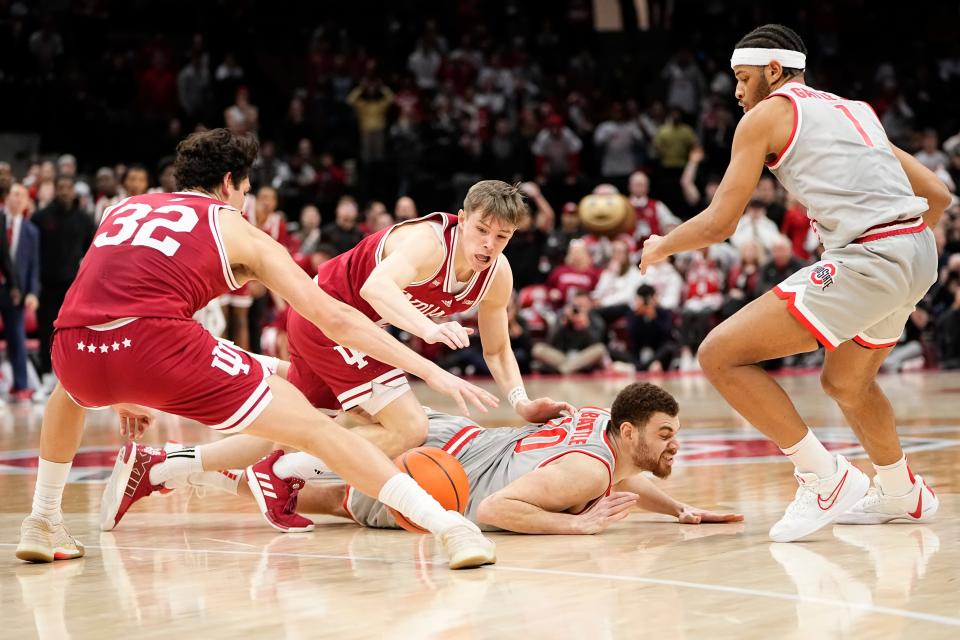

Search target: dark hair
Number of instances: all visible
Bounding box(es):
[735,24,807,78]
[636,284,656,300]
[124,163,149,180]
[608,383,679,437]
[173,128,259,193]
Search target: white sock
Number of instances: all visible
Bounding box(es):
[780,429,837,478]
[31,459,71,524]
[186,469,243,495]
[149,447,203,486]
[874,456,914,497]
[377,473,462,534]
[272,451,329,482]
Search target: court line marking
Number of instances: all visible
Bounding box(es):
[199,537,257,548]
[4,542,958,628]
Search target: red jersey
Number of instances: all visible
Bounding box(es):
[315,212,500,322]
[56,192,241,328]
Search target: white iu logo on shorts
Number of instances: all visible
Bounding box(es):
[211,341,251,376]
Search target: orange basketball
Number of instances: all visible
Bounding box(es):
[387,447,470,533]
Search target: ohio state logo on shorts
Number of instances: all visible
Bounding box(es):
[809,262,837,290]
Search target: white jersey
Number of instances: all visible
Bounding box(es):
[765,82,927,250]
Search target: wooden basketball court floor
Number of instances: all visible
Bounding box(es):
[2,371,958,639]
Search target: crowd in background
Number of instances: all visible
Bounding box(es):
[0,0,959,401]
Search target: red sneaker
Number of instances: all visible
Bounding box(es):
[100,443,166,531]
[245,450,315,533]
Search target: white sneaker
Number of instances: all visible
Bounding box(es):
[16,515,85,563]
[769,455,870,543]
[437,511,496,570]
[835,474,938,524]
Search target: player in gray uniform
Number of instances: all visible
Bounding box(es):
[639,25,951,543]
[308,383,742,534]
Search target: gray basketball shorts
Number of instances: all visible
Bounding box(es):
[773,226,937,351]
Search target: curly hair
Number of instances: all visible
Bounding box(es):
[173,128,259,193]
[735,24,807,78]
[608,382,679,437]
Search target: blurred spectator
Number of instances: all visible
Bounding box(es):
[347,78,395,164]
[389,104,424,195]
[153,157,177,193]
[594,102,644,188]
[532,291,608,374]
[780,195,816,260]
[250,186,291,248]
[881,305,930,372]
[32,176,95,379]
[938,285,960,369]
[315,152,346,211]
[0,183,38,400]
[721,240,763,319]
[629,170,680,245]
[294,204,323,255]
[484,116,527,182]
[250,141,292,191]
[627,284,678,372]
[753,175,787,227]
[731,200,781,256]
[407,35,443,91]
[757,235,807,294]
[214,52,245,103]
[546,241,600,306]
[122,164,150,197]
[544,202,580,267]
[93,167,122,223]
[679,250,724,360]
[504,183,553,291]
[224,85,259,135]
[914,128,949,172]
[370,211,395,234]
[394,196,418,221]
[661,50,705,117]
[56,155,92,212]
[532,114,582,187]
[637,258,685,311]
[592,239,643,324]
[137,52,177,118]
[360,200,388,234]
[322,196,364,255]
[28,16,63,77]
[654,109,699,213]
[178,51,212,123]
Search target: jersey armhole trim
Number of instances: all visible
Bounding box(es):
[209,205,241,290]
[765,92,802,170]
[375,213,449,287]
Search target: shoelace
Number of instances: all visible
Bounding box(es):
[284,479,304,515]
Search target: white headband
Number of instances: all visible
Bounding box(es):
[730,47,806,70]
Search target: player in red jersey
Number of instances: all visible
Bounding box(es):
[16,128,497,569]
[125,180,574,532]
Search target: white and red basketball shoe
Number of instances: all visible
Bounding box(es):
[100,443,166,531]
[245,450,315,533]
[835,473,938,524]
[769,454,870,543]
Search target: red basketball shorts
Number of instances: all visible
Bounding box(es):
[52,317,275,433]
[285,309,410,415]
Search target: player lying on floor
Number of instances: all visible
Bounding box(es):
[115,383,743,534]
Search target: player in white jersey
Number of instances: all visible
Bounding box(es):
[145,383,743,534]
[639,25,951,542]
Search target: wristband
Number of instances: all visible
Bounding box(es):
[508,386,529,408]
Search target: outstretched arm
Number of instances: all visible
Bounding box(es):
[889,143,952,229]
[615,474,743,524]
[640,99,787,273]
[479,262,574,422]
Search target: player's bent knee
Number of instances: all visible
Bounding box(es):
[820,372,867,405]
[697,334,726,377]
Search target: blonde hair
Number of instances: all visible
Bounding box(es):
[463,180,528,227]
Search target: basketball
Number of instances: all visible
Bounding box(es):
[387,447,470,533]
[578,193,635,236]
